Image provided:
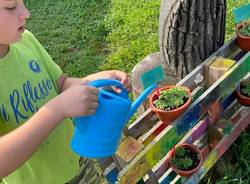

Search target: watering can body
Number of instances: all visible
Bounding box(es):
[71,79,157,158]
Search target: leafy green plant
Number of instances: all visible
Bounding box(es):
[239,22,250,37]
[175,146,185,157]
[171,146,193,170]
[240,80,250,97]
[154,87,189,110]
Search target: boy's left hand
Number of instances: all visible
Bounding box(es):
[86,70,131,92]
[109,70,131,92]
[58,70,131,93]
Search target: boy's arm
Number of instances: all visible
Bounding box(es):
[0,98,64,178]
[57,70,131,93]
[0,83,98,178]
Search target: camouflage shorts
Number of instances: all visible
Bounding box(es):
[66,158,101,184]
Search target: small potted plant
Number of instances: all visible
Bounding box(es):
[169,144,203,177]
[149,85,191,125]
[236,20,250,51]
[236,79,250,106]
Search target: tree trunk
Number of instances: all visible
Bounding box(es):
[160,0,226,81]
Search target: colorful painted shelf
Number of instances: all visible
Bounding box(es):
[98,37,250,184]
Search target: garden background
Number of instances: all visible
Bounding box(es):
[26,0,250,183]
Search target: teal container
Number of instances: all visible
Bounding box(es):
[71,79,157,158]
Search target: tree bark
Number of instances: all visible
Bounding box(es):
[160,0,226,81]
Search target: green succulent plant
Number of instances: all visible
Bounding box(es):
[171,157,193,170]
[175,146,186,157]
[171,146,193,170]
[154,87,189,110]
[241,80,250,97]
[239,22,250,37]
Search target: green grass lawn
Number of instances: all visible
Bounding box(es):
[26,0,110,77]
[25,0,250,183]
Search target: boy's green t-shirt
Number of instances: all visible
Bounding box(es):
[0,30,79,184]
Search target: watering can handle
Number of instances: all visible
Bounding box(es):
[88,79,128,98]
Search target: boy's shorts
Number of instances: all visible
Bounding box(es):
[66,158,101,184]
[0,159,102,184]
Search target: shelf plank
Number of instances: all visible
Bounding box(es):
[184,106,250,184]
[117,53,250,184]
[145,91,238,183]
[125,38,240,140]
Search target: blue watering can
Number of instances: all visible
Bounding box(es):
[71,79,157,158]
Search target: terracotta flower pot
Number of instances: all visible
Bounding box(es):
[170,144,203,177]
[235,79,250,106]
[149,85,191,125]
[236,22,250,51]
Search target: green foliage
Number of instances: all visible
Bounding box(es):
[241,80,250,97]
[154,87,189,110]
[172,157,193,170]
[239,22,250,36]
[102,0,160,72]
[171,146,193,170]
[175,146,186,157]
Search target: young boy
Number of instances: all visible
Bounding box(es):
[0,0,130,183]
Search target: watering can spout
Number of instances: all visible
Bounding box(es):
[127,83,157,119]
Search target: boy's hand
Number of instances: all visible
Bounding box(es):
[109,70,131,92]
[53,83,99,119]
[84,70,131,92]
[58,70,131,93]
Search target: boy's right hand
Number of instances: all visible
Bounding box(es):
[53,83,99,119]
